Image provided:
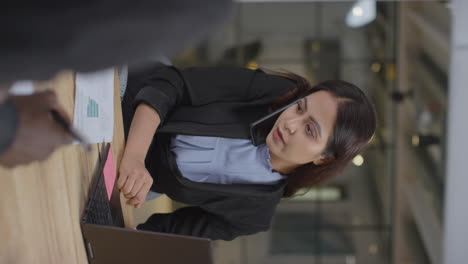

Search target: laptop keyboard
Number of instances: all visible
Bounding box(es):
[82,172,114,226]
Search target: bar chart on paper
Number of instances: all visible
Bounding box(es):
[87,97,100,118]
[73,68,114,143]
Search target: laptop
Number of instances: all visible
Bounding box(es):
[81,143,214,264]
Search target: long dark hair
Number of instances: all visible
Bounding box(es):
[263,69,376,198]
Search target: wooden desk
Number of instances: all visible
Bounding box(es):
[0,70,134,264]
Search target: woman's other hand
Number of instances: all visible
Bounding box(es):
[117,155,153,208]
[0,91,73,167]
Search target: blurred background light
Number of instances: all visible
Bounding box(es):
[346,0,376,28]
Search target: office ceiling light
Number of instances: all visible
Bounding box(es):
[346,0,376,28]
[352,154,364,167]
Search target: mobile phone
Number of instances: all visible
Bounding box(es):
[250,98,301,145]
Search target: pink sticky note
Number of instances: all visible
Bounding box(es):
[103,146,117,200]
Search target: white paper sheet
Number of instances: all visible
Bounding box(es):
[73,68,114,144]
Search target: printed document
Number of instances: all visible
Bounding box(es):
[74,68,114,144]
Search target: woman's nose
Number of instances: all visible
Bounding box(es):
[284,116,301,134]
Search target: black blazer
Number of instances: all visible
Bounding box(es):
[121,65,295,241]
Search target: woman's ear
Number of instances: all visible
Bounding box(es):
[312,156,335,166]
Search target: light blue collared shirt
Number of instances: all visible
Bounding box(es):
[170,135,285,185]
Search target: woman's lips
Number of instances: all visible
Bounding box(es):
[273,127,285,144]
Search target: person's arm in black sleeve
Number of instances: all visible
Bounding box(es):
[136,195,281,241]
[136,206,268,241]
[0,0,233,82]
[132,66,295,124]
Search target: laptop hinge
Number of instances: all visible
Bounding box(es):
[86,242,95,259]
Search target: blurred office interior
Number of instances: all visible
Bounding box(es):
[134,1,468,263]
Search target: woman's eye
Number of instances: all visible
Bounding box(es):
[306,125,314,137]
[296,102,303,112]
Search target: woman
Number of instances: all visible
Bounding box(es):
[119,65,376,241]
